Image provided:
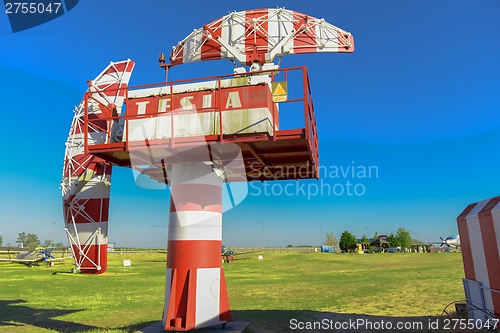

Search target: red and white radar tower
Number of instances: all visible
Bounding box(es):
[61,8,353,331]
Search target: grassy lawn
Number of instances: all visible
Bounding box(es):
[0,252,466,332]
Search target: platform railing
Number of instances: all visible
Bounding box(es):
[83,66,318,159]
[302,68,319,177]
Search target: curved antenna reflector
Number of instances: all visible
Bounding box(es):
[61,59,135,274]
[170,8,354,66]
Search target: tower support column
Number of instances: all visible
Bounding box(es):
[163,162,232,331]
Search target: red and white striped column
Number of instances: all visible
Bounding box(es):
[457,196,500,319]
[63,159,111,274]
[62,105,114,274]
[163,162,231,331]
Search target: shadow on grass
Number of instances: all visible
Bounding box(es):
[0,302,466,333]
[231,309,464,333]
[0,299,159,332]
[0,299,96,332]
[118,320,160,332]
[131,309,469,333]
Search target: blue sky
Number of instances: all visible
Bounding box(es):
[0,0,499,248]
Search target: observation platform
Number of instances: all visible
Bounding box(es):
[83,66,319,183]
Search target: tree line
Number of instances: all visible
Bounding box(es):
[322,228,413,252]
[0,232,64,248]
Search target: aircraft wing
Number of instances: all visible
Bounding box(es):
[235,250,260,255]
[0,248,36,253]
[0,257,70,263]
[0,258,38,263]
[223,249,260,256]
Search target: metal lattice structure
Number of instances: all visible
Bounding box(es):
[61,60,134,273]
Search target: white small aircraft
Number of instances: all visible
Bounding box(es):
[0,248,69,267]
[436,234,460,248]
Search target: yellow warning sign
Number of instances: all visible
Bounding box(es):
[272,81,288,102]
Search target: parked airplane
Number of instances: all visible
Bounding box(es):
[434,234,460,248]
[0,248,69,267]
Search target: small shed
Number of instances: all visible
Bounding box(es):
[369,238,390,247]
[320,245,335,253]
[107,243,116,253]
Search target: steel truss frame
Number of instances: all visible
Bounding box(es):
[61,60,134,272]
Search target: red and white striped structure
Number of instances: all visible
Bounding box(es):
[457,196,500,319]
[63,7,354,331]
[170,8,354,66]
[163,162,231,330]
[61,59,135,274]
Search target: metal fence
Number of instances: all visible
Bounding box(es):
[109,247,319,254]
[230,247,318,253]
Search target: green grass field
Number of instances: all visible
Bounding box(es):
[0,252,466,332]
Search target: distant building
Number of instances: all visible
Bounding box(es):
[108,243,116,253]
